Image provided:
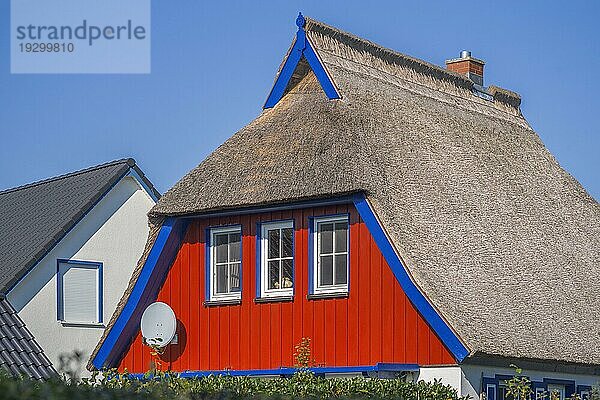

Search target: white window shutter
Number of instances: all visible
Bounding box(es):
[61,265,98,323]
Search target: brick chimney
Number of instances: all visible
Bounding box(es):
[445,50,485,86]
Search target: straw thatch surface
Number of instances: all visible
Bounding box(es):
[92,17,600,368]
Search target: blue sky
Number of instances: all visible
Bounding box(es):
[0,1,598,200]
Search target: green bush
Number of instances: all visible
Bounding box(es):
[0,369,465,400]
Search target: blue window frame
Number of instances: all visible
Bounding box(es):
[257,220,294,299]
[486,384,497,400]
[482,375,579,400]
[206,226,242,303]
[57,259,103,324]
[309,215,349,296]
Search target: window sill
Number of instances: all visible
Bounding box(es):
[307,292,348,300]
[254,296,294,304]
[204,298,242,307]
[59,321,105,328]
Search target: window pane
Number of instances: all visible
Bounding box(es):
[498,387,506,400]
[320,255,333,286]
[281,228,293,258]
[334,255,347,285]
[215,234,228,263]
[335,222,348,252]
[230,263,241,291]
[319,223,333,254]
[229,233,241,262]
[216,264,228,293]
[268,260,280,289]
[62,266,97,322]
[282,259,293,288]
[268,229,280,259]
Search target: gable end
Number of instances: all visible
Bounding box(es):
[264,13,341,109]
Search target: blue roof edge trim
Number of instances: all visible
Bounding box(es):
[126,363,420,379]
[126,168,160,203]
[91,217,189,369]
[263,12,340,109]
[352,194,470,362]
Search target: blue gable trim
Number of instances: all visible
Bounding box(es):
[126,363,420,379]
[263,13,340,109]
[126,168,160,203]
[352,194,470,362]
[91,217,189,370]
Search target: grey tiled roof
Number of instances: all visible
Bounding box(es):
[0,158,160,293]
[0,298,56,379]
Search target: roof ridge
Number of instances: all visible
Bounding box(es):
[304,17,472,88]
[0,158,135,196]
[318,49,529,129]
[303,16,521,109]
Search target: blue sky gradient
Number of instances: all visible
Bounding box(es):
[0,1,598,200]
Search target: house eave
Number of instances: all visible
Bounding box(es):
[464,352,600,376]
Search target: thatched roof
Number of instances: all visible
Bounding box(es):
[95,17,600,368]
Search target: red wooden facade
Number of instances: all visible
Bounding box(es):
[117,204,455,372]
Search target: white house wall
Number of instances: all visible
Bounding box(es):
[7,176,155,375]
[417,366,463,393]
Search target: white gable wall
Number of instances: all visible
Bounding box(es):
[7,175,155,375]
[417,366,463,392]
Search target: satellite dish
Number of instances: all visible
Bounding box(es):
[140,302,176,348]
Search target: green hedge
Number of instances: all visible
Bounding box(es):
[0,370,465,400]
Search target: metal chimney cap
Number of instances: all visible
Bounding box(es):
[460,50,471,58]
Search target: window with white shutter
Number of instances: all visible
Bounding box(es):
[57,260,102,324]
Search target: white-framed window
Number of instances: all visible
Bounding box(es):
[496,383,507,400]
[209,226,242,301]
[260,221,294,298]
[57,259,102,324]
[312,215,349,295]
[547,385,565,400]
[536,387,546,400]
[486,384,497,400]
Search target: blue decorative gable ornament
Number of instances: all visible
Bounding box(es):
[263,13,341,109]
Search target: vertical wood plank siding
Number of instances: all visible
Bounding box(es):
[118,204,455,372]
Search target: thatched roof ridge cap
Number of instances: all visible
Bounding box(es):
[319,55,529,130]
[488,85,522,108]
[303,16,475,91]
